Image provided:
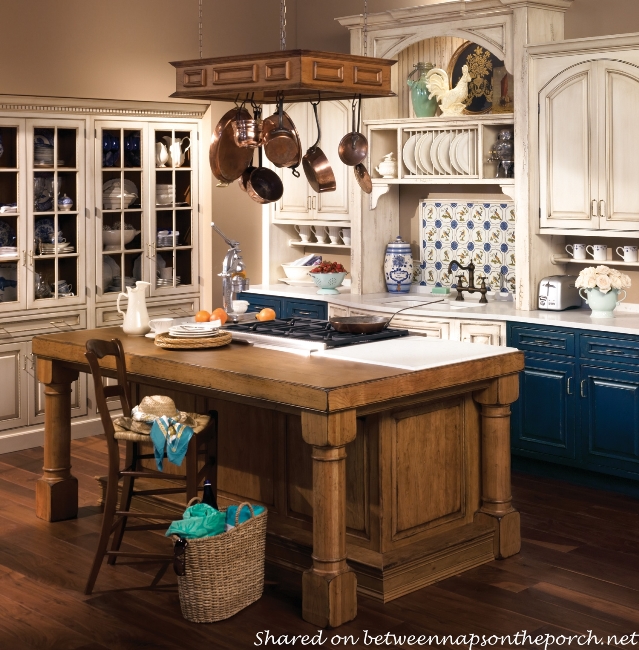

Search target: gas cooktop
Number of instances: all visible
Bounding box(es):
[227,317,410,351]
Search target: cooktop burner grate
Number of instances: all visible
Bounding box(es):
[229,317,409,348]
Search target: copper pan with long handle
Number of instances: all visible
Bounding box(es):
[209,106,254,184]
[329,300,444,334]
[338,96,368,166]
[302,101,336,193]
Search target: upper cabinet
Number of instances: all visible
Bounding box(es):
[272,100,352,223]
[539,58,639,231]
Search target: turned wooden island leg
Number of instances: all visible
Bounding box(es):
[474,373,521,559]
[301,410,358,628]
[35,358,80,522]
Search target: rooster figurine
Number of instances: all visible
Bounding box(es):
[425,64,472,116]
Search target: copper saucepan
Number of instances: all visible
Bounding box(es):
[246,146,284,205]
[302,101,336,193]
[263,97,302,175]
[210,107,254,184]
[329,300,444,334]
[338,97,368,166]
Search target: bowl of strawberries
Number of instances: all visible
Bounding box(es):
[309,261,348,294]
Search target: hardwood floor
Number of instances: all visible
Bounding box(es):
[0,435,638,649]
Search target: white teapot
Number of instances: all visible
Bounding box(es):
[162,136,191,168]
[375,152,397,178]
[117,281,151,336]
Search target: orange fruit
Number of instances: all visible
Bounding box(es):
[211,307,228,324]
[256,307,276,322]
[195,310,211,322]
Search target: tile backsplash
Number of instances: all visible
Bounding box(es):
[420,200,516,292]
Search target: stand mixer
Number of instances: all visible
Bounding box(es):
[211,222,250,316]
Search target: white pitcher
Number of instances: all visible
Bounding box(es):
[117,281,151,335]
[162,135,191,167]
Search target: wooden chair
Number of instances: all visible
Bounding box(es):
[84,338,218,595]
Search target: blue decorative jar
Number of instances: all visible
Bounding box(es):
[384,236,413,293]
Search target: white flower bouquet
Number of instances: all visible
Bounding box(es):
[575,265,631,294]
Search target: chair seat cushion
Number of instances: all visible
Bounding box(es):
[113,413,211,441]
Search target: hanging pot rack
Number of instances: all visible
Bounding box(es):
[171,0,395,103]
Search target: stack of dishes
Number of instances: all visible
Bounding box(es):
[34,134,54,167]
[40,242,74,255]
[402,130,476,177]
[0,247,18,259]
[103,179,139,210]
[157,230,179,247]
[107,275,136,292]
[156,184,175,205]
[167,322,221,338]
[156,275,181,288]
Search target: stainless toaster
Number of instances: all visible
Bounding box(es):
[538,275,582,310]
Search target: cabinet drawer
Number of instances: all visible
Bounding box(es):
[459,320,505,346]
[391,314,450,339]
[238,294,282,319]
[96,298,199,327]
[509,325,575,356]
[328,304,349,318]
[284,300,327,320]
[580,334,639,366]
[0,310,86,340]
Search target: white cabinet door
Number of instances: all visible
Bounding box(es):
[458,320,505,346]
[599,60,639,230]
[539,62,598,229]
[0,342,28,433]
[328,304,349,318]
[391,314,451,339]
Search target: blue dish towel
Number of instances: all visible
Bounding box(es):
[165,502,225,539]
[225,504,266,530]
[149,416,194,471]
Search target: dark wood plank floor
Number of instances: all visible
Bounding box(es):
[1,436,638,649]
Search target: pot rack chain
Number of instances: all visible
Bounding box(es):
[280,0,287,51]
[198,0,203,58]
[363,0,368,56]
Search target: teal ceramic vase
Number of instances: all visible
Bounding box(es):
[407,62,438,118]
[578,287,627,318]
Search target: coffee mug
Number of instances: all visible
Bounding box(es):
[149,318,174,334]
[616,245,638,263]
[159,267,173,280]
[586,244,607,261]
[326,226,341,245]
[311,225,328,243]
[566,243,586,260]
[340,228,351,246]
[295,224,312,243]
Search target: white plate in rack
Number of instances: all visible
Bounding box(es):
[402,134,420,175]
[449,133,464,174]
[430,132,446,174]
[415,132,435,175]
[455,132,471,174]
[437,132,453,174]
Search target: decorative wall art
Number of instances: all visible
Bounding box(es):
[448,42,514,114]
[419,200,516,293]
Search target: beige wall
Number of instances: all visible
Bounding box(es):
[3,0,639,306]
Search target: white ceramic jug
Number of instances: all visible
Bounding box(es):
[163,136,191,167]
[117,281,151,335]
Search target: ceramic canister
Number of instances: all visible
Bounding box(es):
[384,235,413,293]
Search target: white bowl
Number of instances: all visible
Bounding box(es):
[231,300,250,314]
[103,193,137,209]
[281,263,319,281]
[102,229,140,250]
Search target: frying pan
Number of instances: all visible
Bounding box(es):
[263,97,302,173]
[302,101,336,193]
[209,107,254,184]
[329,300,444,334]
[338,97,368,166]
[237,151,257,192]
[354,163,372,194]
[246,146,284,204]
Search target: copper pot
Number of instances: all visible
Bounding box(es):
[302,101,336,193]
[233,118,263,148]
[209,107,254,184]
[263,98,302,170]
[246,147,283,204]
[338,97,368,166]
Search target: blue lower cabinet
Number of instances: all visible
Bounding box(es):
[237,293,327,321]
[511,355,577,459]
[580,364,639,476]
[237,293,282,318]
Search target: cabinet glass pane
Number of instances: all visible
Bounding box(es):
[154,128,193,291]
[32,125,80,302]
[0,127,19,304]
[0,127,18,169]
[100,128,144,294]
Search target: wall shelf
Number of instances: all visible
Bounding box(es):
[551,255,639,268]
[288,240,350,250]
[541,228,639,239]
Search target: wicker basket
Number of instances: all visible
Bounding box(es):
[173,500,267,623]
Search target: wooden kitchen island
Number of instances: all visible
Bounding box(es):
[32,327,524,628]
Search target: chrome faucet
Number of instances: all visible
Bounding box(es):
[211,222,250,314]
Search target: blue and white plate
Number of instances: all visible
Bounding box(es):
[0,220,15,246]
[34,218,63,243]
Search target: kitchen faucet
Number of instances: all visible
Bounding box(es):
[447,260,489,303]
[211,222,250,314]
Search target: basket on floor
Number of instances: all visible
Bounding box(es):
[172,500,267,623]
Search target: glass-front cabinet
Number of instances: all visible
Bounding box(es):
[94,120,198,301]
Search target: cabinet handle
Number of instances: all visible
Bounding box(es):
[21,250,26,267]
[580,379,587,398]
[147,242,156,258]
[22,353,27,371]
[307,196,311,210]
[312,196,316,210]
[296,310,312,316]
[600,200,606,218]
[601,348,626,355]
[49,320,69,329]
[566,377,573,395]
[591,200,598,217]
[530,339,552,346]
[28,250,33,266]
